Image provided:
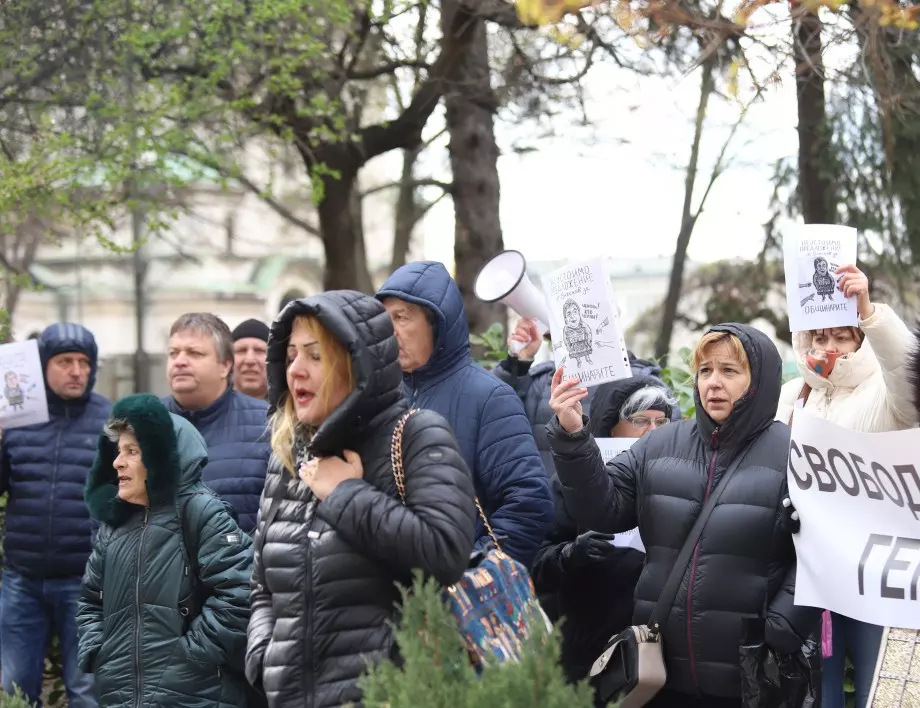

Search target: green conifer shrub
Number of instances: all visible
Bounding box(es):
[359,570,601,707]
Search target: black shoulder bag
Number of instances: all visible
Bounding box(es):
[589,446,751,708]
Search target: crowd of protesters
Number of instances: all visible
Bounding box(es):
[0,258,914,708]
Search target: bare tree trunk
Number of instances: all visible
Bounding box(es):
[441,2,505,337]
[654,58,716,362]
[391,144,423,272]
[793,4,836,224]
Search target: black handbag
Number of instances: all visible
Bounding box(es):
[589,447,751,707]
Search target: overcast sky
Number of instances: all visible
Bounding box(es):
[417,7,824,269]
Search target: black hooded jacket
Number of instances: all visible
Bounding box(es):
[546,324,821,699]
[245,290,477,708]
[531,375,669,685]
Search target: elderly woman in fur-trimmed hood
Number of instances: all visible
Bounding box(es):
[76,393,254,707]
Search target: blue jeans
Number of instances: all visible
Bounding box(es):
[0,569,97,707]
[821,612,883,708]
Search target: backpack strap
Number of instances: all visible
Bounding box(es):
[177,490,213,627]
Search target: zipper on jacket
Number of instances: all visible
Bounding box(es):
[686,429,720,693]
[134,508,149,707]
[46,413,66,571]
[303,498,317,705]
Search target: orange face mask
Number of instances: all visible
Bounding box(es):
[805,349,842,378]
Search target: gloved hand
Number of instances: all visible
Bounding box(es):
[781,497,800,534]
[561,531,618,570]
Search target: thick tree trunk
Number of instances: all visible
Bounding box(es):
[654,59,716,362]
[441,3,506,337]
[793,5,836,224]
[315,168,374,292]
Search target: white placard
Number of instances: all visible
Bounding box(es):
[788,410,920,629]
[0,340,49,428]
[783,224,859,333]
[540,259,632,388]
[595,437,646,553]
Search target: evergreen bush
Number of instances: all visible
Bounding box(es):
[359,571,599,707]
[0,686,37,707]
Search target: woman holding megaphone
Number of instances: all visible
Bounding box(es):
[777,264,917,708]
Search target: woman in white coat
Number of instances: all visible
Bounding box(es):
[777,264,917,708]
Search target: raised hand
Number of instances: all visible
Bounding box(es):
[549,366,588,434]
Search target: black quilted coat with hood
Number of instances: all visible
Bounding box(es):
[547,323,822,700]
[245,290,477,708]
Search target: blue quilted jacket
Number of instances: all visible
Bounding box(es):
[163,387,269,534]
[0,323,112,579]
[377,262,555,567]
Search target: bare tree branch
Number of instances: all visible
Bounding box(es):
[347,59,431,79]
[361,178,454,198]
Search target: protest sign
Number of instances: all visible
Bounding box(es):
[540,258,631,388]
[783,224,859,333]
[788,410,920,629]
[0,340,48,429]
[595,437,645,553]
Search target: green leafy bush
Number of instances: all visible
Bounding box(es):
[359,571,598,707]
[657,347,696,419]
[470,322,509,370]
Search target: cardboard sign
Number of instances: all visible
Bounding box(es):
[788,410,920,629]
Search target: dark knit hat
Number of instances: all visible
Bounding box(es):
[232,318,270,343]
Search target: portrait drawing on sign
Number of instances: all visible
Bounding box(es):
[812,257,836,302]
[562,298,593,368]
[4,371,25,411]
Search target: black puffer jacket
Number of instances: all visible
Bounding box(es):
[531,375,671,685]
[245,291,477,708]
[547,324,821,700]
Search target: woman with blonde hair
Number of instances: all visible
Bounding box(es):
[777,264,916,708]
[245,291,477,708]
[546,323,820,707]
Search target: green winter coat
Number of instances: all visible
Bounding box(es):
[76,393,254,707]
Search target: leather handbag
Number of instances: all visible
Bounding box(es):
[390,409,552,670]
[589,446,752,707]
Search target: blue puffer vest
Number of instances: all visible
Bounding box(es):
[163,386,269,533]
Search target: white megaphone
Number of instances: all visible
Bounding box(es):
[473,250,551,355]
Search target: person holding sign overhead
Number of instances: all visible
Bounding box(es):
[547,323,820,707]
[530,375,677,702]
[777,264,917,708]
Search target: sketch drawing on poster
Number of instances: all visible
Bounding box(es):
[783,224,859,333]
[540,258,632,388]
[0,339,49,428]
[595,437,645,553]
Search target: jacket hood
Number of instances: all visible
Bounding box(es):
[791,328,880,392]
[266,290,405,457]
[628,352,662,378]
[589,375,672,438]
[85,394,208,527]
[375,261,470,379]
[38,322,99,405]
[693,323,782,449]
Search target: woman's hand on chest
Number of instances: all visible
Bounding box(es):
[300,450,364,501]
